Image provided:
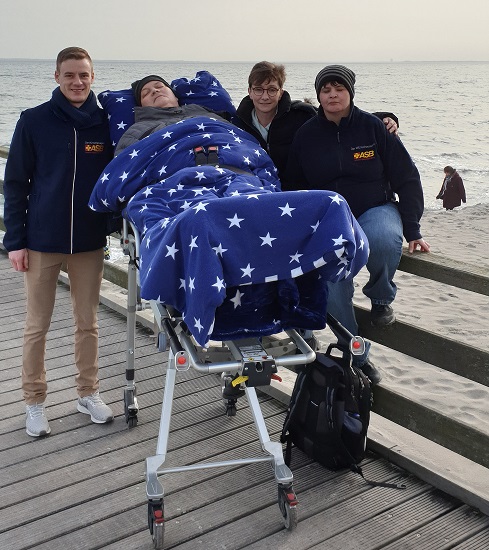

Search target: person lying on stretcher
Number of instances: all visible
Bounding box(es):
[90,75,370,347]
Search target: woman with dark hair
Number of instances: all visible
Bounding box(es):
[436,166,466,210]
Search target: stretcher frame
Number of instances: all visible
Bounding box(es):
[119,219,362,549]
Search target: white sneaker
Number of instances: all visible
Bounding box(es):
[77,391,114,424]
[26,403,51,437]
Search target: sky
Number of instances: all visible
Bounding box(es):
[1,0,488,63]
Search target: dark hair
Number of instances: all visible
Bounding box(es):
[56,47,92,72]
[444,166,455,174]
[248,61,286,88]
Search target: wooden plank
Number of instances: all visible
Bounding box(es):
[380,505,489,549]
[355,306,489,387]
[399,251,489,296]
[304,489,461,549]
[371,386,489,469]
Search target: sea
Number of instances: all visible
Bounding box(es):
[1,58,489,212]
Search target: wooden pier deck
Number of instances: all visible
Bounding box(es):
[1,250,489,550]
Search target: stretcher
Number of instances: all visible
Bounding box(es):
[91,78,370,549]
[120,219,366,549]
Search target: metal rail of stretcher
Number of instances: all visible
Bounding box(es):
[120,219,364,549]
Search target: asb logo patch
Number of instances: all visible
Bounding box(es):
[85,142,105,153]
[353,149,375,161]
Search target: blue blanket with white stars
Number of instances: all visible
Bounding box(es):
[89,116,368,346]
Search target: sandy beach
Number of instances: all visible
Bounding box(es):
[315,202,489,438]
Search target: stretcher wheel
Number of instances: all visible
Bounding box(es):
[225,400,237,416]
[148,499,165,549]
[124,390,138,428]
[278,485,298,531]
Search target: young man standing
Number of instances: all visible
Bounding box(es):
[3,47,114,437]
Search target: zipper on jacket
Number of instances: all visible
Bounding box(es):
[70,128,77,254]
[337,131,343,173]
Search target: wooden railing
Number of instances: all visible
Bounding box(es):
[1,143,487,470]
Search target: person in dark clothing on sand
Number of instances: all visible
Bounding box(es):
[436,166,466,210]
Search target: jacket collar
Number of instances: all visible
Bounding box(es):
[50,87,104,129]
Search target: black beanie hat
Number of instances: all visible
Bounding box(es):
[131,75,172,106]
[315,65,356,101]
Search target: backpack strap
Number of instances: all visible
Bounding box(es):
[350,464,407,489]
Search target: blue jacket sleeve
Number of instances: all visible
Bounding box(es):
[377,127,424,242]
[3,113,35,251]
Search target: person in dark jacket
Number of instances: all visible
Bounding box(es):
[284,65,431,385]
[233,61,399,178]
[436,166,466,210]
[3,47,114,437]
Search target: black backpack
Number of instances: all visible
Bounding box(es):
[281,348,371,472]
[281,314,405,489]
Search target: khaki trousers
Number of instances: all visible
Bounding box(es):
[22,249,104,404]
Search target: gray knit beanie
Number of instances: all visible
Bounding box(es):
[314,65,356,101]
[131,75,172,106]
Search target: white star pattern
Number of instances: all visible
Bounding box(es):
[212,277,226,292]
[165,243,179,259]
[279,203,295,216]
[189,236,198,250]
[230,289,244,309]
[213,243,227,256]
[289,251,303,263]
[227,214,244,228]
[260,233,276,247]
[89,111,369,348]
[240,264,255,278]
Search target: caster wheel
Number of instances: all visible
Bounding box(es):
[148,499,165,549]
[225,402,237,416]
[278,485,298,531]
[124,389,139,427]
[127,415,138,428]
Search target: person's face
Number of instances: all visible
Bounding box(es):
[248,79,283,117]
[140,81,179,108]
[55,58,94,108]
[319,81,351,120]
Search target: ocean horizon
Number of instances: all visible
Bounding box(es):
[1,59,488,210]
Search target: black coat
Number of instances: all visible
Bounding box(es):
[436,171,466,210]
[3,88,113,253]
[233,91,316,178]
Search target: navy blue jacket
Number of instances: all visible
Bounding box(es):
[3,88,113,253]
[233,91,317,177]
[283,105,424,242]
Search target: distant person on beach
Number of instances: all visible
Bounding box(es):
[436,166,466,210]
[283,64,430,385]
[233,61,399,178]
[3,47,114,437]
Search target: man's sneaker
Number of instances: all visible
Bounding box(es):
[358,360,382,386]
[371,304,396,327]
[77,392,114,424]
[26,403,51,437]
